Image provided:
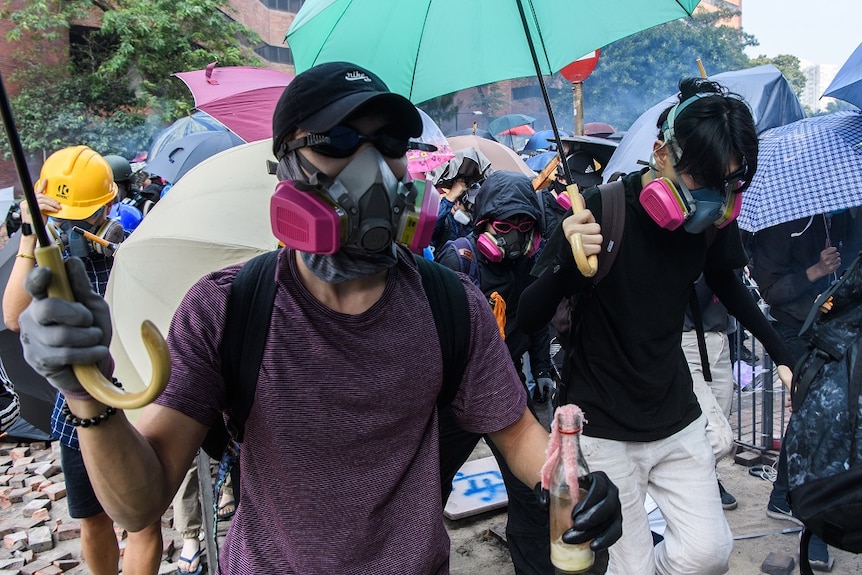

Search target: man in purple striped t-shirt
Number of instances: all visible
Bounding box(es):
[18,62,621,574]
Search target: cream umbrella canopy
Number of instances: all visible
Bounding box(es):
[105,139,279,392]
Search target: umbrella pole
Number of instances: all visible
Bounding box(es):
[0,71,50,248]
[515,1,596,277]
[514,0,575,184]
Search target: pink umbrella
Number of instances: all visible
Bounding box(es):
[174,63,294,142]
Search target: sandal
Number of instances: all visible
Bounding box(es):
[217,498,236,521]
[177,547,204,575]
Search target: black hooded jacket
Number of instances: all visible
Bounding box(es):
[435,172,552,377]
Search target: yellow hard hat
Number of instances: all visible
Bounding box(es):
[40,146,118,220]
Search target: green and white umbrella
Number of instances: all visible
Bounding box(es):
[286,0,702,104]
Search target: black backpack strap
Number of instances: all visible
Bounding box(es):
[414,255,470,407]
[689,289,713,382]
[594,179,626,284]
[221,249,281,442]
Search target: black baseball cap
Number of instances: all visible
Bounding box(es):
[272,62,422,157]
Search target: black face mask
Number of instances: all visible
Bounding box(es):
[497,229,531,259]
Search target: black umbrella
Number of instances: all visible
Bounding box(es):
[0,232,56,438]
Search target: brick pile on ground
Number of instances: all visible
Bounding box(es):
[0,441,183,575]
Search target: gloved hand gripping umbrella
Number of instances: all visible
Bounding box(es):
[0,71,170,409]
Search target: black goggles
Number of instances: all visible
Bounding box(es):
[281,125,436,160]
[723,158,750,195]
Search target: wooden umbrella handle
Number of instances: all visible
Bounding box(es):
[35,244,170,409]
[567,184,598,278]
[532,154,561,191]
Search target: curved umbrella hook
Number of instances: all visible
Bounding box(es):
[0,71,170,409]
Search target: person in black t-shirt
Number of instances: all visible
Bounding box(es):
[519,78,795,575]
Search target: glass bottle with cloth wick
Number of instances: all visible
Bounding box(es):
[542,404,594,574]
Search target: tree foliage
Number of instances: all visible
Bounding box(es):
[578,8,757,131]
[1,0,261,157]
[749,54,807,97]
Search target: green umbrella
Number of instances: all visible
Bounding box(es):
[286,0,701,104]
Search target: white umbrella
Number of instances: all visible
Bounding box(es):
[105,140,279,391]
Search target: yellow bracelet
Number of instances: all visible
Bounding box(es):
[16,253,35,261]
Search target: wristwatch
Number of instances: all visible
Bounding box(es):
[20,222,32,236]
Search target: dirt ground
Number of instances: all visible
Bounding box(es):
[446,439,862,575]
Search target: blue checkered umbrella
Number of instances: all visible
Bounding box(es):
[737,111,862,233]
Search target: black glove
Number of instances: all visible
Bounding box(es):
[535,471,623,552]
[564,471,622,552]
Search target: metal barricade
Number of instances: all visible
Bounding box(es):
[730,323,788,455]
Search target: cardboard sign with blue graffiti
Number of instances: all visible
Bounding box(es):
[443,456,509,520]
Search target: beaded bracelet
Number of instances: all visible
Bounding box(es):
[61,402,117,428]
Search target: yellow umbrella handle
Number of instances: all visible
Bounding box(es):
[34,244,170,409]
[567,184,598,278]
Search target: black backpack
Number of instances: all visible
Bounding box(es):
[201,249,471,463]
[550,180,626,347]
[785,251,862,575]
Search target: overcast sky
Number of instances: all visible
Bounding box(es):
[740,0,861,66]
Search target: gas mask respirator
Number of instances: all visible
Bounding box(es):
[639,171,742,235]
[270,147,438,255]
[50,210,124,257]
[476,220,541,263]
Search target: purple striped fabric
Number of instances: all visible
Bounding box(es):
[158,247,526,574]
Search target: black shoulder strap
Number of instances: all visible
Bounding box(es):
[414,255,470,407]
[689,289,713,382]
[593,179,626,284]
[222,250,280,442]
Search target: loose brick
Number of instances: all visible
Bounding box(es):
[6,477,25,490]
[32,464,60,479]
[22,491,48,505]
[37,550,71,564]
[0,556,26,570]
[26,525,53,553]
[734,449,762,467]
[2,531,26,549]
[24,475,46,489]
[8,448,30,461]
[6,464,28,477]
[53,559,80,571]
[33,565,63,575]
[4,489,31,505]
[16,550,35,566]
[55,523,81,542]
[22,500,51,519]
[761,552,795,575]
[20,559,52,575]
[42,484,65,502]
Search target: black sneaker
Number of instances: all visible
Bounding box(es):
[718,480,737,510]
[804,532,834,572]
[766,498,804,526]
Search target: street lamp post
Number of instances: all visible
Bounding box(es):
[455,110,483,132]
